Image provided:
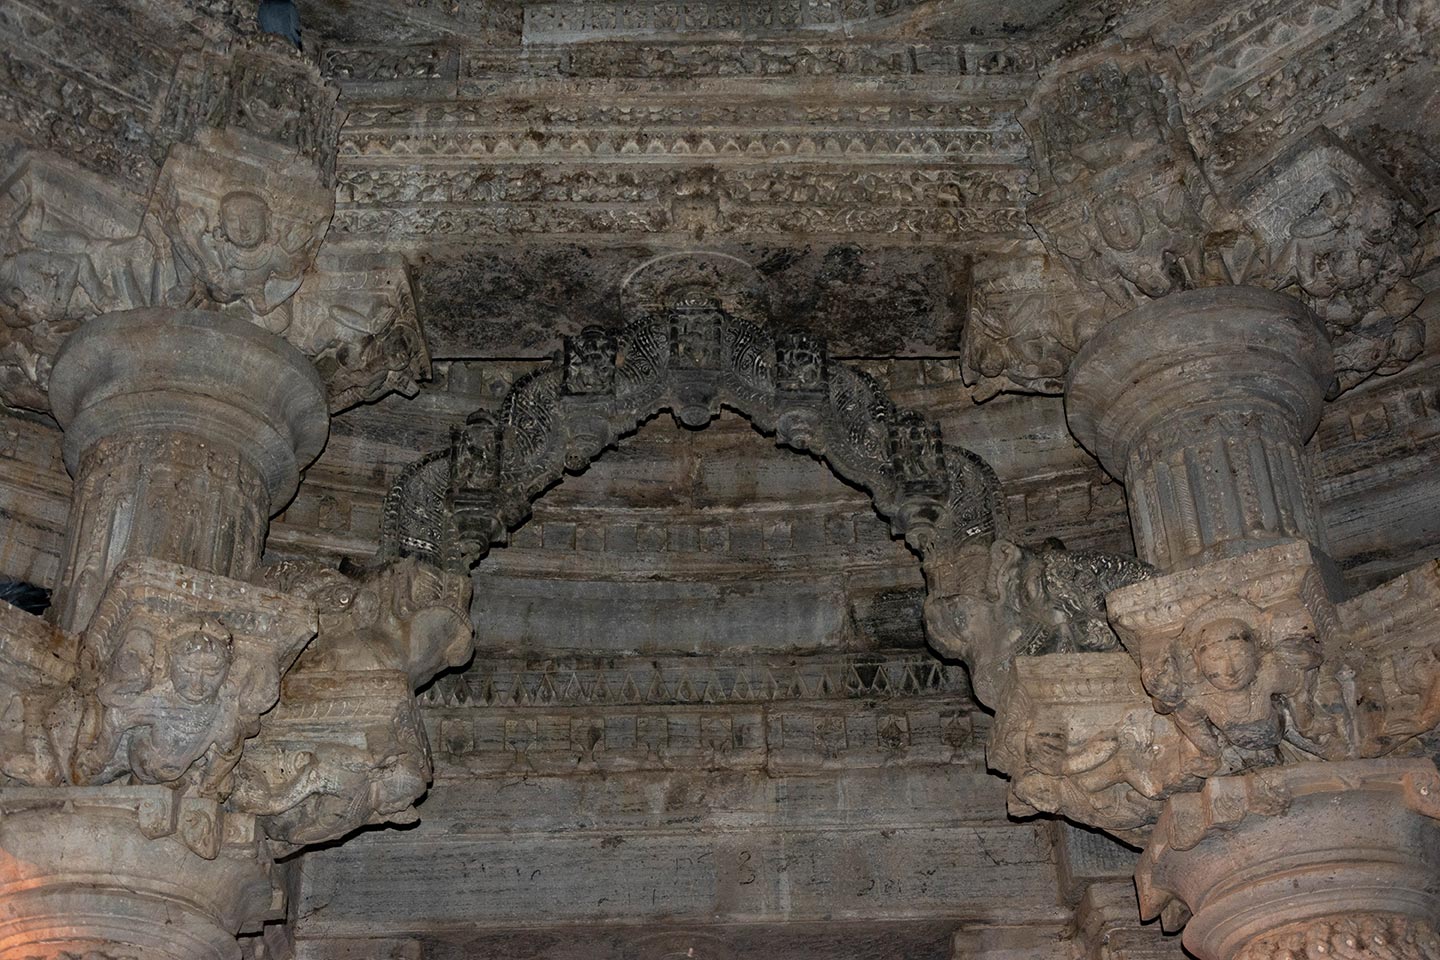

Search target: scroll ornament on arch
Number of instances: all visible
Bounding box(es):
[379,253,1005,576]
[377,254,1159,741]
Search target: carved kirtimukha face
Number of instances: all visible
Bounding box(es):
[1192,617,1260,693]
[168,624,233,704]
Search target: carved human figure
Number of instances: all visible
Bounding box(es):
[1282,185,1424,390]
[306,297,427,409]
[923,538,1152,707]
[965,274,1108,399]
[668,302,723,369]
[775,333,827,393]
[1010,711,1168,841]
[162,185,324,319]
[997,669,1216,845]
[33,618,278,788]
[1142,602,1324,757]
[562,326,617,395]
[774,332,830,449]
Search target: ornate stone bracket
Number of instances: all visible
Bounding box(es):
[0,36,428,416]
[0,558,316,792]
[235,556,474,848]
[966,50,1433,401]
[921,539,1152,708]
[990,653,1216,844]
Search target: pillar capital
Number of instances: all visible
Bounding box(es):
[1135,759,1440,960]
[50,309,328,505]
[0,785,280,960]
[1066,286,1334,572]
[47,309,328,631]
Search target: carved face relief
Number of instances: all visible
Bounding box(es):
[168,623,233,705]
[1094,192,1145,251]
[1192,617,1260,693]
[218,190,270,250]
[155,134,334,318]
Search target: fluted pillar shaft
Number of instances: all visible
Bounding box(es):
[1066,287,1334,574]
[47,309,329,631]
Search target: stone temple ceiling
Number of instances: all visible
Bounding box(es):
[1,0,1439,618]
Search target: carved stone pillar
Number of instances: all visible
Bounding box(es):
[47,308,328,631]
[1135,760,1440,960]
[1066,286,1334,573]
[0,787,280,960]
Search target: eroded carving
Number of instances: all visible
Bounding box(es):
[963,251,1108,400]
[285,249,430,411]
[1238,128,1427,394]
[990,653,1216,844]
[155,130,333,322]
[235,556,473,845]
[922,538,1151,708]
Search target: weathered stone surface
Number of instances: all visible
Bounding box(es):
[416,243,971,359]
[0,785,280,960]
[292,766,1064,943]
[1,1,1440,957]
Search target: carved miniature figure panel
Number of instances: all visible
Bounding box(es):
[1,558,316,792]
